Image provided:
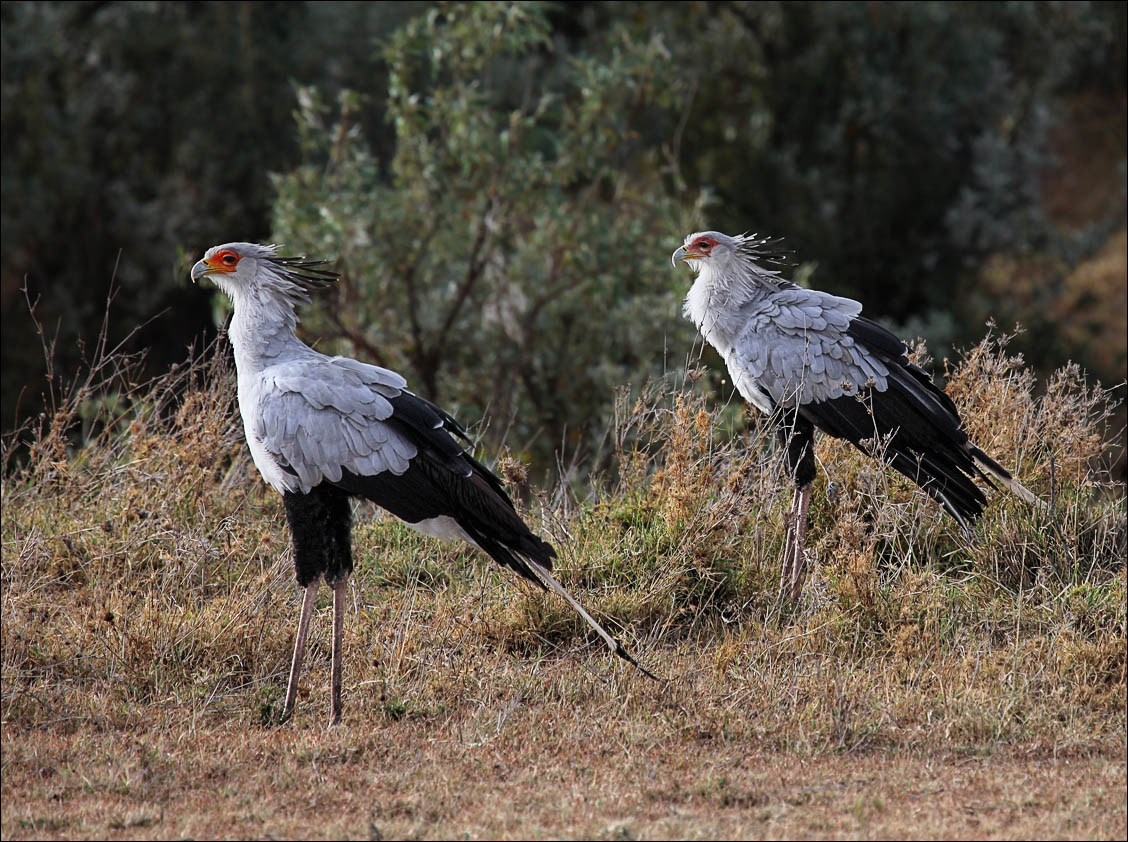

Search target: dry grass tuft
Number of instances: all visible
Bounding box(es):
[2,327,1125,839]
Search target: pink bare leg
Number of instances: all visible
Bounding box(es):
[282,581,319,722]
[787,483,813,602]
[779,487,802,598]
[329,577,347,727]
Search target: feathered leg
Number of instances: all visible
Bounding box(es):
[329,576,347,726]
[283,581,319,721]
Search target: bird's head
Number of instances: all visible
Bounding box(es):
[670,231,740,274]
[191,242,338,305]
[191,242,271,293]
[671,230,791,280]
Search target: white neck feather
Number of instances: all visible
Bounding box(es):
[684,257,783,352]
[222,269,314,376]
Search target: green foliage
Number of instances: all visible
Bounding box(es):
[267,1,1126,477]
[272,3,701,474]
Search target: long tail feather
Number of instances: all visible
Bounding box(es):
[524,558,662,682]
[971,449,1044,508]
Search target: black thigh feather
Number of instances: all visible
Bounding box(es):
[284,484,353,586]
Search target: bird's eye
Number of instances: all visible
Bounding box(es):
[696,240,713,250]
[222,253,238,265]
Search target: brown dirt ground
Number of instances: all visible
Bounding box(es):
[3,710,1125,840]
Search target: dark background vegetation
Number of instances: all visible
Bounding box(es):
[3,1,1125,478]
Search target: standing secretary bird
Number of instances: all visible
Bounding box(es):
[671,231,1040,601]
[192,242,653,725]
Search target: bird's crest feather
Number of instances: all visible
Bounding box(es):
[734,232,792,267]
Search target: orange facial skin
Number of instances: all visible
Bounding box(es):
[204,249,242,273]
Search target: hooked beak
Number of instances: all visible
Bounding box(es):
[190,258,211,284]
[671,245,703,268]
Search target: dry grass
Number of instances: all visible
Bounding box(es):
[2,329,1125,839]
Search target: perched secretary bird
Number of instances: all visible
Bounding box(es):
[193,242,653,725]
[671,231,1040,601]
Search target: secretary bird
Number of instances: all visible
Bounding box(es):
[671,231,1040,601]
[193,242,653,725]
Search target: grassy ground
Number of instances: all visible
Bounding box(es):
[2,332,1125,839]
